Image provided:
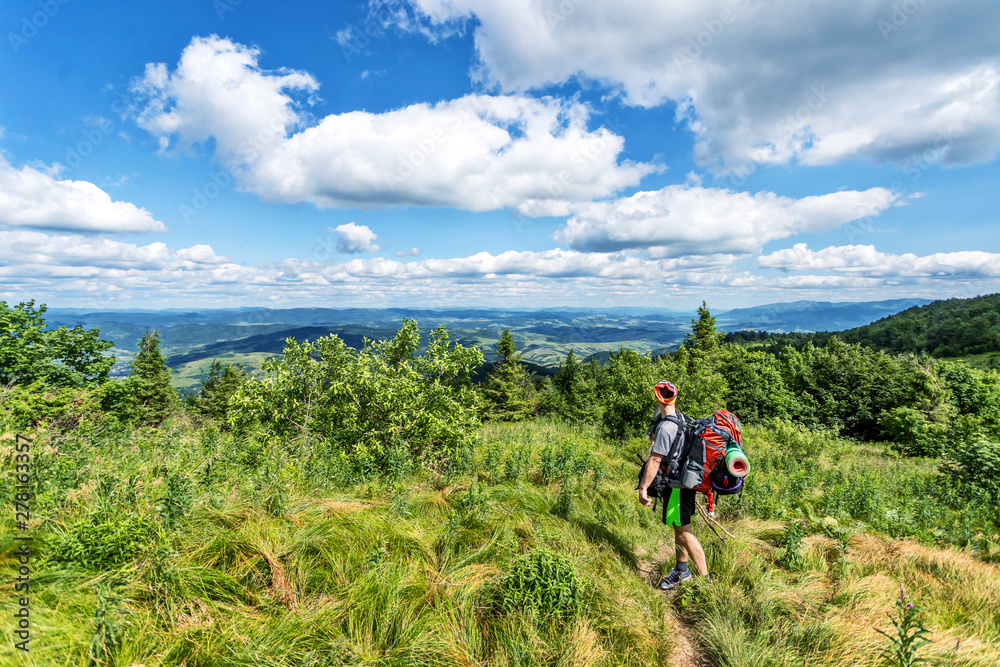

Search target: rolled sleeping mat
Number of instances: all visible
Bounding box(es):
[725,444,750,477]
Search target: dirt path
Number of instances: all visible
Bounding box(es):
[636,542,704,667]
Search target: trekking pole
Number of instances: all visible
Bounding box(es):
[695,500,736,540]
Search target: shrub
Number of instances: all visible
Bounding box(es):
[498,549,582,620]
[51,510,163,569]
[940,437,1000,502]
[227,320,483,474]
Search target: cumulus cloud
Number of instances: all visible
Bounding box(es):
[395,247,420,257]
[0,155,165,233]
[0,231,222,270]
[132,35,654,212]
[393,0,1000,171]
[6,231,996,308]
[553,185,900,256]
[759,243,1000,277]
[333,223,380,254]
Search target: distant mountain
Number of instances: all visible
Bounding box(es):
[726,294,1000,359]
[716,298,934,333]
[43,298,941,377]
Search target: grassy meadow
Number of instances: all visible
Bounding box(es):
[2,418,998,666]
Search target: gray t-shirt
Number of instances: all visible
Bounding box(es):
[650,418,680,457]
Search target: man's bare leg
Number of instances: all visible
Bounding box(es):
[673,524,708,576]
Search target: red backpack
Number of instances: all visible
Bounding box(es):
[675,409,744,496]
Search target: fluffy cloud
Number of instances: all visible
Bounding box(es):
[5,231,996,308]
[395,0,1000,171]
[0,231,221,270]
[132,36,654,212]
[0,155,165,233]
[333,223,380,254]
[759,243,1000,277]
[554,185,900,256]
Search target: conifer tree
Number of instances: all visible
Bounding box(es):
[684,301,724,353]
[195,360,249,423]
[129,329,176,425]
[482,329,534,421]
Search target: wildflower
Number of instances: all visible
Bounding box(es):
[907,603,914,609]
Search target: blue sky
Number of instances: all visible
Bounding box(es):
[1,0,998,311]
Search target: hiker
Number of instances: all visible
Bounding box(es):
[638,380,710,590]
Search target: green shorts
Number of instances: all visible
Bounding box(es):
[664,487,696,526]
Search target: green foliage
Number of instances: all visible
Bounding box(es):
[729,293,1000,359]
[549,349,601,423]
[0,299,114,387]
[599,348,656,439]
[228,319,483,473]
[86,583,131,667]
[877,407,950,457]
[876,585,932,667]
[780,338,949,441]
[482,328,535,422]
[721,347,800,422]
[683,300,724,354]
[99,330,178,426]
[52,509,163,569]
[498,549,581,621]
[193,359,249,423]
[0,381,102,430]
[940,438,1000,502]
[778,519,806,571]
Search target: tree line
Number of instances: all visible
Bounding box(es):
[725,293,1000,360]
[3,298,999,500]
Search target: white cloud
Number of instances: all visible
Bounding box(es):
[0,155,165,233]
[394,0,1000,171]
[333,223,380,254]
[0,231,219,270]
[395,246,420,257]
[553,185,900,256]
[5,231,996,309]
[759,243,1000,278]
[132,36,654,212]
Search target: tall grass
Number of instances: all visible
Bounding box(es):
[1,417,998,665]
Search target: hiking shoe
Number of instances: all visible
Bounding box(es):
[658,568,692,590]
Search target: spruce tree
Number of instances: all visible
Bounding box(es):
[129,329,176,425]
[482,329,534,421]
[195,360,248,423]
[684,301,724,353]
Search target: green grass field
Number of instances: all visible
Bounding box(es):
[170,353,274,391]
[2,418,997,666]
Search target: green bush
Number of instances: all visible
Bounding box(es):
[51,510,163,569]
[941,438,1000,502]
[227,320,483,473]
[498,549,582,620]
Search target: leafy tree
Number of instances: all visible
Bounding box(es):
[0,299,113,387]
[194,360,249,423]
[227,320,484,471]
[481,329,535,422]
[779,338,950,441]
[719,347,798,422]
[600,348,655,440]
[551,349,600,422]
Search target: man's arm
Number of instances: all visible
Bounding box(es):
[638,453,663,506]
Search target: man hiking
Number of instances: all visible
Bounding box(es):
[638,380,710,590]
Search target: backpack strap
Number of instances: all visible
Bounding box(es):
[656,413,688,451]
